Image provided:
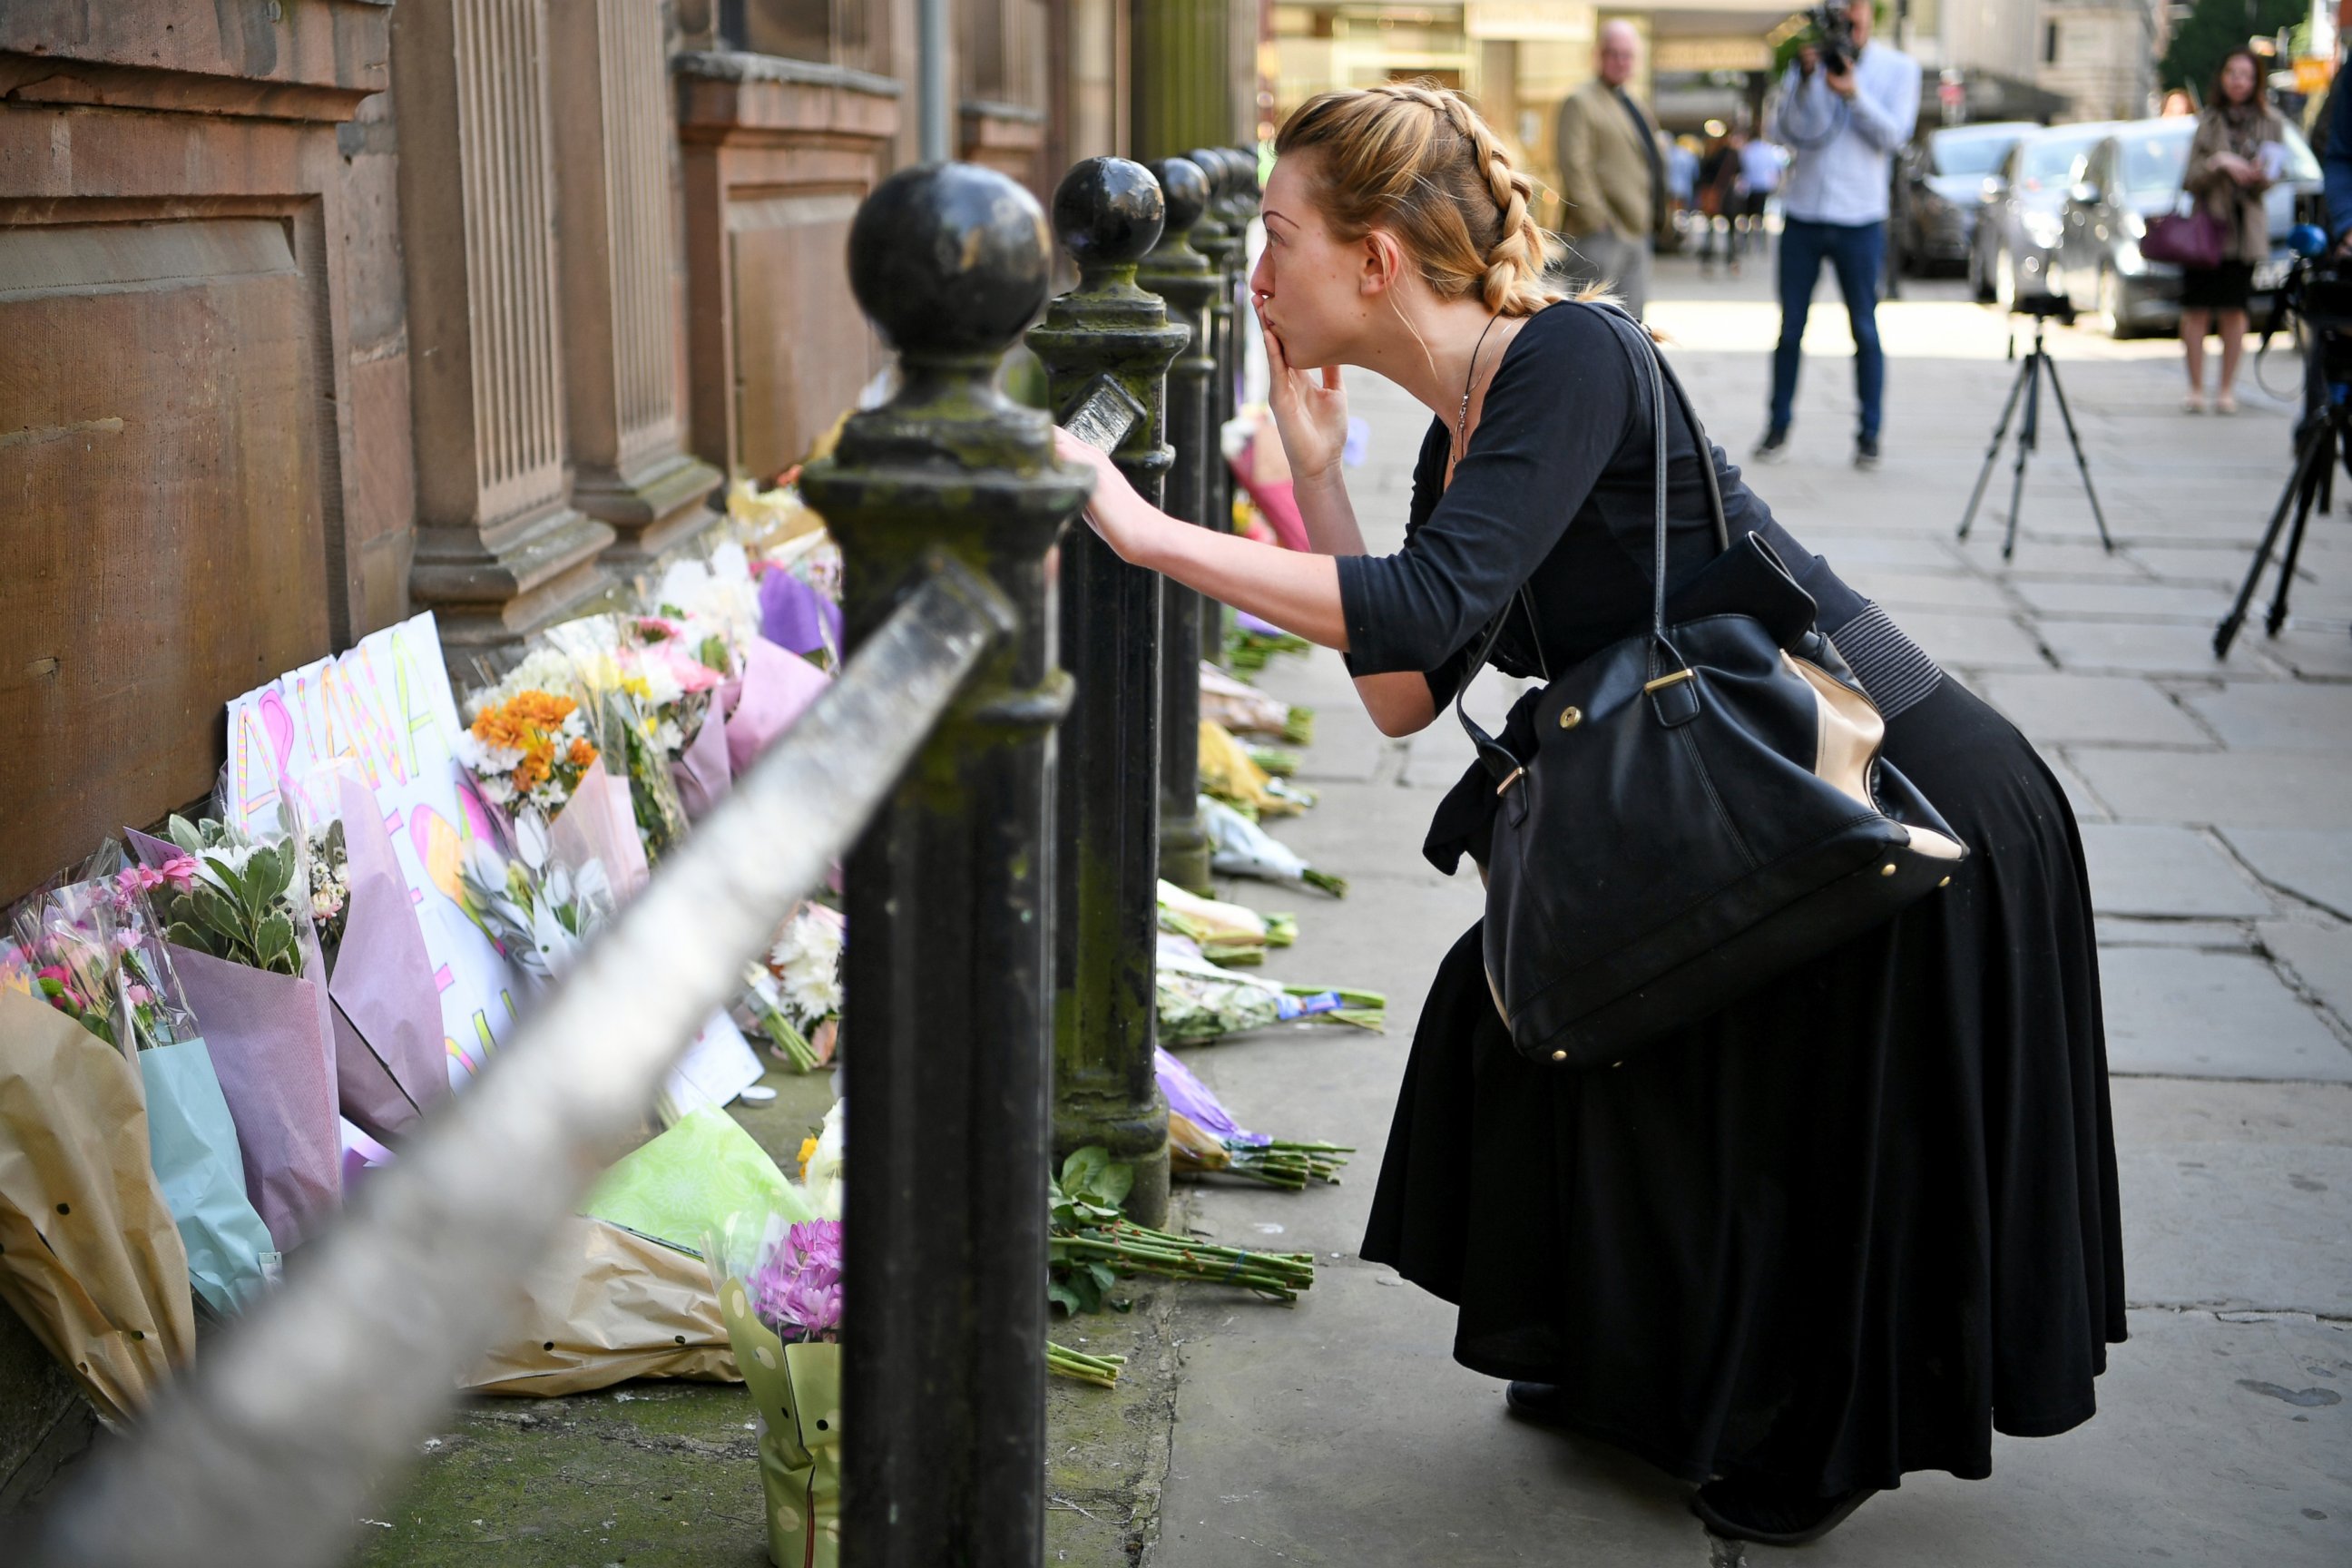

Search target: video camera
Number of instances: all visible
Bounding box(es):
[2273,223,2352,391]
[1807,0,1859,74]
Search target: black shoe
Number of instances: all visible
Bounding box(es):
[1854,435,1881,470]
[1691,1477,1880,1546]
[1753,427,1789,463]
[1503,1380,1578,1431]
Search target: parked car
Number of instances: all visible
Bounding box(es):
[1896,121,2034,275]
[2055,116,2323,338]
[1967,121,2119,307]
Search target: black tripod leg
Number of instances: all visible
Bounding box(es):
[2217,413,2334,657]
[1959,354,2031,542]
[2038,354,2115,553]
[2003,352,2042,563]
[2264,415,2333,636]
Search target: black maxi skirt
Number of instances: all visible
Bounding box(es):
[1361,677,2127,1496]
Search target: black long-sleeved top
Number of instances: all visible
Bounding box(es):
[1335,300,1869,710]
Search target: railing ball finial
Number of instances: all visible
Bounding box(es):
[1149,156,1210,237]
[1051,155,1167,273]
[1185,145,1234,202]
[848,162,1054,360]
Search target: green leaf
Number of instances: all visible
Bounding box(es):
[1060,1146,1109,1197]
[255,911,295,973]
[1085,1261,1117,1292]
[163,921,215,956]
[1047,1279,1084,1316]
[191,885,242,942]
[167,816,207,857]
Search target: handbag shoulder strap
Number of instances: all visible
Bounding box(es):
[1449,301,1729,779]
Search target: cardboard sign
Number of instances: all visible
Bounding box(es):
[219,612,518,1086]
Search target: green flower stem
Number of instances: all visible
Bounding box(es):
[1046,1343,1127,1387]
[752,999,820,1073]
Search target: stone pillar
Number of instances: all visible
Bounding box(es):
[799,162,1083,1568]
[1026,158,1187,1228]
[548,0,724,573]
[1134,156,1219,896]
[1131,0,1232,161]
[674,53,903,485]
[395,0,615,651]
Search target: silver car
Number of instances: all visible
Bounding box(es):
[1968,121,2121,307]
[2055,116,2323,338]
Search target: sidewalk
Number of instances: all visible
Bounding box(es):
[1150,255,2352,1566]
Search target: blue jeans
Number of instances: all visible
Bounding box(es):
[1770,217,1886,441]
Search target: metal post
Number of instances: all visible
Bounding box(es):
[1134,155,1219,896]
[1026,158,1189,1227]
[916,0,950,162]
[1186,147,1242,662]
[799,162,1085,1568]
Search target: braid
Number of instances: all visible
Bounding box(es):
[1275,80,1568,317]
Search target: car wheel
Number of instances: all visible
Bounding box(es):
[1994,248,2017,309]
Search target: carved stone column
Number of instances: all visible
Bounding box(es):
[549,0,723,573]
[395,0,615,649]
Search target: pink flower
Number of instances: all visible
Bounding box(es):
[653,642,721,695]
[159,855,201,894]
[115,864,164,901]
[125,984,153,1005]
[113,928,142,955]
[34,965,84,1011]
[748,1219,845,1342]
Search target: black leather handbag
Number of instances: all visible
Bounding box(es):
[1459,309,1968,1068]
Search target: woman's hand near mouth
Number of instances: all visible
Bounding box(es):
[1262,319,1351,489]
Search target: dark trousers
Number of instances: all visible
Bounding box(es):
[1771,217,1886,440]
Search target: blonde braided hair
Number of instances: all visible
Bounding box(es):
[1274,80,1581,316]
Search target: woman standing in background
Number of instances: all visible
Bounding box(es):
[2179,49,2281,415]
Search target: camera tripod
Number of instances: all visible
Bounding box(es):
[2214,387,2349,657]
[1956,302,2115,561]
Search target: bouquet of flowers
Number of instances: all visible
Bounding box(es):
[539,617,693,865]
[1156,881,1292,966]
[1155,936,1385,1045]
[147,812,311,978]
[456,650,603,827]
[707,1193,845,1568]
[1200,662,1313,745]
[456,809,616,991]
[742,901,843,1073]
[1197,796,1347,897]
[1049,1146,1316,1311]
[10,877,279,1318]
[120,815,340,1252]
[1157,1048,1349,1191]
[1199,720,1316,818]
[1223,614,1313,673]
[728,480,844,671]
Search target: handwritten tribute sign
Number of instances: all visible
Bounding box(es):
[220,612,516,1085]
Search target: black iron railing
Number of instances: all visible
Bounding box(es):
[25,146,1261,1568]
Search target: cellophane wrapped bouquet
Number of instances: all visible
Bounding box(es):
[706,1192,844,1568]
[538,616,694,865]
[454,650,603,828]
[741,901,843,1073]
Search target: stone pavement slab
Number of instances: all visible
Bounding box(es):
[2012,579,2234,620]
[2037,617,2269,677]
[2262,921,2352,1024]
[2097,916,2259,949]
[2076,824,2272,919]
[1887,609,2049,670]
[2067,750,2348,831]
[2227,830,2352,918]
[2112,1080,2352,1318]
[1972,671,2210,747]
[2097,947,2352,1082]
[2180,681,2352,752]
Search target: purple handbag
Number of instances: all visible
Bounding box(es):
[2142,198,2228,270]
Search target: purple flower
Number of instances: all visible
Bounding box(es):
[748,1219,845,1342]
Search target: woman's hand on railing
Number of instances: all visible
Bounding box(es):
[1054,426,1152,564]
[1262,320,1350,488]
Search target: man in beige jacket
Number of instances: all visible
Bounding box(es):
[1553,20,1667,318]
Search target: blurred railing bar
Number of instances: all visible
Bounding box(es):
[28,557,1015,1568]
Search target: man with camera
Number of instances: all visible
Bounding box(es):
[1756,0,1921,470]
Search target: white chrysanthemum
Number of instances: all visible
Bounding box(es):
[769,903,844,1023]
[452,730,524,777]
[803,1098,846,1220]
